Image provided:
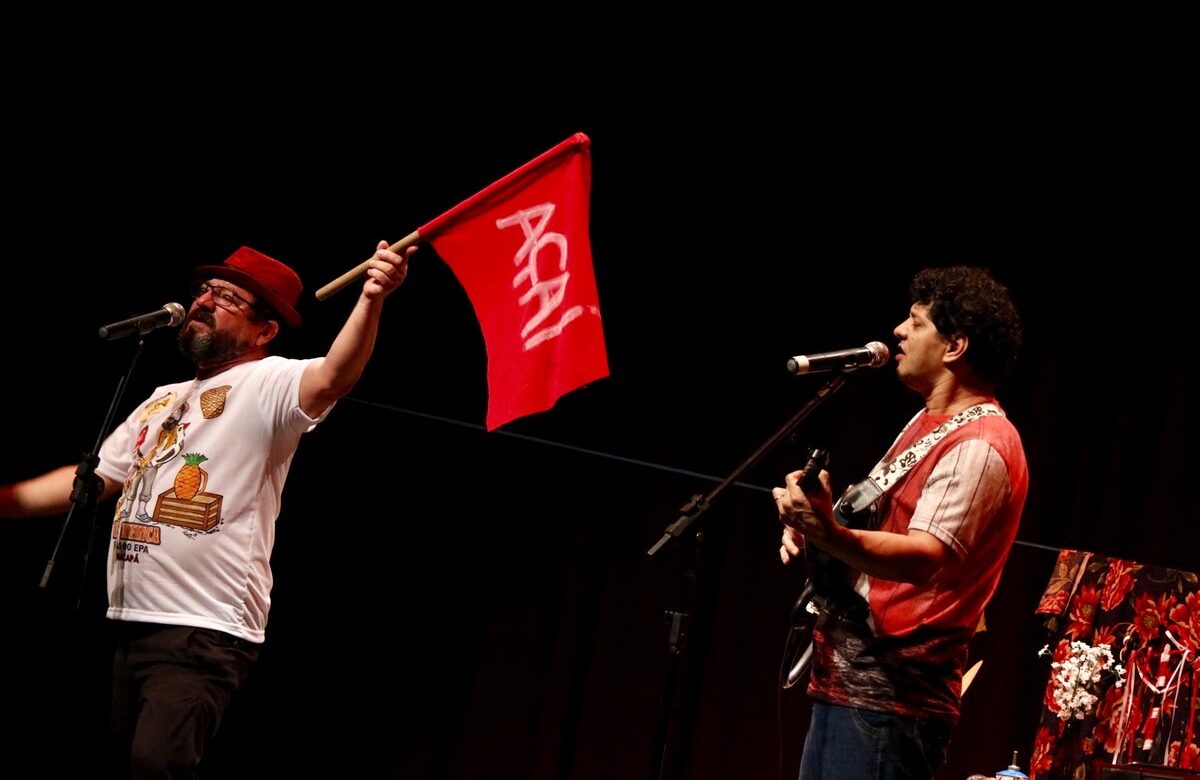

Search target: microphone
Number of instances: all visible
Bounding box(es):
[98,303,187,340]
[787,341,890,374]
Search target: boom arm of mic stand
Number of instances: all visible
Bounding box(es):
[646,372,849,557]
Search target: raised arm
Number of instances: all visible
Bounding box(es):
[299,241,414,417]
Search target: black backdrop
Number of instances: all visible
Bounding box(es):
[2,77,1196,778]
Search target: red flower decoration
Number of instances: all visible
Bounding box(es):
[1037,589,1069,616]
[1091,681,1129,754]
[1042,640,1072,713]
[1168,740,1200,769]
[1066,585,1101,638]
[1031,725,1056,773]
[1133,592,1178,643]
[1043,674,1060,713]
[1101,559,1137,612]
[1184,742,1199,769]
[1092,624,1119,649]
[1168,590,1200,652]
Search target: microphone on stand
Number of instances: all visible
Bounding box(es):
[98,303,186,340]
[787,341,890,374]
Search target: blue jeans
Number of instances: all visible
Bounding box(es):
[799,702,953,780]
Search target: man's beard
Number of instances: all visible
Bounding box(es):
[178,312,254,364]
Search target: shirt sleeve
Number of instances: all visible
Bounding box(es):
[907,438,1011,558]
[253,356,334,434]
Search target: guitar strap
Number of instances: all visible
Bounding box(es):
[836,403,1002,517]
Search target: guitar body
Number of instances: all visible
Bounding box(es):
[781,450,874,689]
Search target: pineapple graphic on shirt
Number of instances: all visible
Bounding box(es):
[173,454,209,500]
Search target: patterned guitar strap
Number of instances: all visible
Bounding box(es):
[836,403,1003,518]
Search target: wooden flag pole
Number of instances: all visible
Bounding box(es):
[315,230,422,301]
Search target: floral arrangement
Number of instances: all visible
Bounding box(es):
[1040,640,1127,721]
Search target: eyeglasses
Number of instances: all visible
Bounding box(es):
[190,281,256,311]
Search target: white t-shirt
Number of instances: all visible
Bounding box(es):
[97,356,328,643]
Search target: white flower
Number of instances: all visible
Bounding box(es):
[1048,641,1126,721]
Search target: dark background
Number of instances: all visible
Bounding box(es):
[2,66,1196,778]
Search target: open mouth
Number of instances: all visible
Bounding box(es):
[186,312,217,328]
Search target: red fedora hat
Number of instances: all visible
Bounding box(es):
[196,246,303,328]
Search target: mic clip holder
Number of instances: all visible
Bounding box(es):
[69,453,104,508]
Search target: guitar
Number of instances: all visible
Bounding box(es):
[780,448,874,689]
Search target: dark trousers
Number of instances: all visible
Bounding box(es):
[111,623,259,779]
[799,701,953,780]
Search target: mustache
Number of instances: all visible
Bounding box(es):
[186,309,217,327]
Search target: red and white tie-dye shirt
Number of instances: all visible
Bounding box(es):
[807,404,1028,721]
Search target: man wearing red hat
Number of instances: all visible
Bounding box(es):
[0,240,411,777]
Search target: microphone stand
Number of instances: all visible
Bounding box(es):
[646,371,851,780]
[40,337,146,611]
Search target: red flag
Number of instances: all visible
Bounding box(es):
[420,133,608,430]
